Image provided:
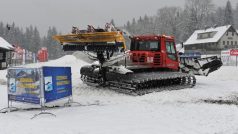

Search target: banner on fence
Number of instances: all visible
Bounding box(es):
[43,67,72,103]
[221,49,238,56]
[8,68,41,104]
[7,67,72,105]
[230,49,238,56]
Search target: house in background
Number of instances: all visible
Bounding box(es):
[0,37,14,69]
[184,25,238,55]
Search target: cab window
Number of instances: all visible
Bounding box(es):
[131,41,160,51]
[166,42,177,60]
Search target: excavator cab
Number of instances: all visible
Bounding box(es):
[129,35,179,71]
[129,35,222,76]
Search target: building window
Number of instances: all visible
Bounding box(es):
[227,32,228,36]
[223,41,225,45]
[0,53,3,60]
[235,41,237,45]
[227,41,229,45]
[231,41,233,45]
[232,32,234,36]
[197,32,215,39]
[208,33,211,38]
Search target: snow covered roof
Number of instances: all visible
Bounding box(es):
[184,25,232,45]
[0,37,14,50]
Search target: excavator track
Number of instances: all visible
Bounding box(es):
[107,72,196,95]
[81,66,196,95]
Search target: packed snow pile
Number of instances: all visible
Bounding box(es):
[0,55,238,134]
[0,70,7,83]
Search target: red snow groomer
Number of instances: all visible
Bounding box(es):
[53,25,222,95]
[37,47,48,62]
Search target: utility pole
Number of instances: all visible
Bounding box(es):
[6,23,13,67]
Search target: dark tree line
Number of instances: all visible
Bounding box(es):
[124,0,238,43]
[0,22,64,59]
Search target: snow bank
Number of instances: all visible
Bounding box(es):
[206,66,238,81]
[0,69,7,82]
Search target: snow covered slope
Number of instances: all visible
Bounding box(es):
[0,55,238,134]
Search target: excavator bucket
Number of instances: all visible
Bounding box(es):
[179,56,223,76]
[53,32,126,52]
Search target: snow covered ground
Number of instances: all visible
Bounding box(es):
[1,55,238,134]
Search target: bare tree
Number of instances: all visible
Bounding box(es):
[182,0,214,39]
[155,7,183,41]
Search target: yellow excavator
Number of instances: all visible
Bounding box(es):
[53,24,222,95]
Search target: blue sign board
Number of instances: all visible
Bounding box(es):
[7,66,72,105]
[43,67,72,103]
[8,68,41,104]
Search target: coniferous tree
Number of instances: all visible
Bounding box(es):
[32,27,41,52]
[224,0,234,25]
[0,22,4,36]
[234,3,238,28]
[44,27,64,59]
[110,19,115,26]
[125,21,131,34]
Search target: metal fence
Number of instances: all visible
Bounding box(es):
[9,47,37,67]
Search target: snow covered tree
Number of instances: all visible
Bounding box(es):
[43,27,64,59]
[224,0,234,25]
[214,7,226,26]
[23,25,34,50]
[155,7,183,41]
[125,21,131,33]
[32,27,41,52]
[0,22,4,36]
[183,0,214,40]
[110,19,115,26]
[234,3,238,28]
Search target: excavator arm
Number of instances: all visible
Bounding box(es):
[53,31,126,52]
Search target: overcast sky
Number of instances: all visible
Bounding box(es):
[0,0,237,36]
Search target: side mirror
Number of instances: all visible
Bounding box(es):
[178,52,184,55]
